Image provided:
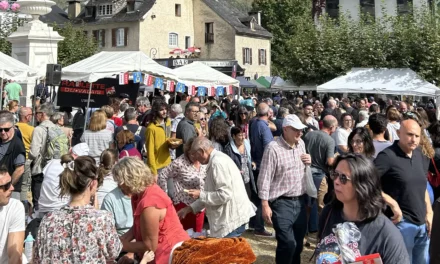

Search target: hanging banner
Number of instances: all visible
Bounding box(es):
[167,81,175,92]
[119,72,128,85]
[144,74,154,86]
[133,72,142,84]
[176,82,185,93]
[227,85,233,95]
[188,85,196,96]
[154,77,164,89]
[198,86,206,96]
[216,86,225,96]
[58,79,140,108]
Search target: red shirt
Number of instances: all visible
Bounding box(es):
[132,184,190,264]
[111,116,123,127]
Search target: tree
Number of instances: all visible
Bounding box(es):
[54,23,98,67]
[230,0,254,13]
[0,13,23,55]
[252,0,312,76]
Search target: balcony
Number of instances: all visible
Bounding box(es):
[205,33,214,44]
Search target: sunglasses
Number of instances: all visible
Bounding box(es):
[0,181,12,191]
[330,171,351,185]
[0,127,13,133]
[200,118,206,121]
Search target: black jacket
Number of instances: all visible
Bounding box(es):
[0,132,26,192]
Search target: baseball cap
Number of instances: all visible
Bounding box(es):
[71,143,90,156]
[282,114,307,130]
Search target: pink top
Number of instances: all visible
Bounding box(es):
[119,147,142,160]
[132,184,190,264]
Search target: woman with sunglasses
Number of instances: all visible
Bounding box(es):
[235,106,250,139]
[198,112,208,137]
[315,154,409,263]
[347,127,375,159]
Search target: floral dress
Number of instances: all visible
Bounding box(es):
[33,204,122,263]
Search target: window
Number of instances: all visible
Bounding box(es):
[360,0,375,19]
[169,33,178,47]
[127,0,135,12]
[205,23,214,44]
[258,49,267,65]
[175,4,181,17]
[98,4,112,16]
[85,6,93,17]
[93,29,106,48]
[397,0,412,15]
[326,0,339,19]
[185,36,191,49]
[242,48,252,65]
[112,28,128,47]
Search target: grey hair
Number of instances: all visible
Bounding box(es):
[191,137,213,152]
[18,107,30,118]
[124,107,137,122]
[50,112,64,123]
[39,103,55,117]
[257,103,270,116]
[0,111,14,125]
[136,97,150,107]
[359,110,369,121]
[264,98,273,105]
[200,107,208,114]
[119,103,129,113]
[278,107,289,117]
[171,104,183,115]
[328,99,336,108]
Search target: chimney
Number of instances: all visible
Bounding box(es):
[67,0,81,19]
[248,11,262,26]
[257,11,261,26]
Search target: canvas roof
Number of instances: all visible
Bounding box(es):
[62,51,178,82]
[272,80,317,91]
[317,68,438,97]
[0,51,40,81]
[173,62,239,87]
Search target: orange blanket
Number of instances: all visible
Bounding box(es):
[171,237,256,264]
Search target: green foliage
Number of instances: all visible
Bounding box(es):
[55,23,98,67]
[0,14,22,55]
[253,0,440,85]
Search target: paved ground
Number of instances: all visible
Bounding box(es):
[242,227,316,264]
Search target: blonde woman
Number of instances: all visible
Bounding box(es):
[80,110,114,164]
[114,157,189,264]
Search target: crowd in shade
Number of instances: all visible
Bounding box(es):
[1,89,440,264]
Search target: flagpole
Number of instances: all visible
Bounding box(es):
[83,82,93,132]
[0,70,4,110]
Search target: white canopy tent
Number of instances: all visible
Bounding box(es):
[0,51,40,81]
[272,80,317,91]
[173,62,240,87]
[317,68,439,97]
[62,51,178,82]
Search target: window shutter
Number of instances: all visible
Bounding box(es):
[242,48,245,64]
[112,29,116,47]
[258,49,261,65]
[124,27,129,46]
[250,48,253,65]
[264,49,267,65]
[102,30,106,47]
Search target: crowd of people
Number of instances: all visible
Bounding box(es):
[0,90,440,264]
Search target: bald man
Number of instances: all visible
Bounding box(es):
[375,119,432,264]
[400,101,408,113]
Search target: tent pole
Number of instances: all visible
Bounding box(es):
[32,78,38,126]
[0,70,3,110]
[83,82,93,132]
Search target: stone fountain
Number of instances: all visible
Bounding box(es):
[7,0,64,106]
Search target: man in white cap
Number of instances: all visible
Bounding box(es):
[34,143,90,219]
[258,114,311,264]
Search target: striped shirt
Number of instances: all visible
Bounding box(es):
[257,136,306,201]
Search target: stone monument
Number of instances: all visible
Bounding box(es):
[7,0,63,106]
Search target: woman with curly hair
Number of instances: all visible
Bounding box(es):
[347,127,375,159]
[208,117,230,152]
[316,154,409,263]
[114,157,189,264]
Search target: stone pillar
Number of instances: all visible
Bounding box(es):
[7,0,64,107]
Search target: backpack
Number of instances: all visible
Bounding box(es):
[45,127,69,160]
[123,125,146,155]
[428,158,440,188]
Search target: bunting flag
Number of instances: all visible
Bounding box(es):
[188,85,196,95]
[132,72,142,84]
[154,77,164,89]
[198,86,206,96]
[209,87,215,96]
[227,85,233,95]
[145,74,153,86]
[119,72,128,85]
[216,86,224,96]
[176,82,185,93]
[166,81,175,92]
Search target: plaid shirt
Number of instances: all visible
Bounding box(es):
[257,136,306,201]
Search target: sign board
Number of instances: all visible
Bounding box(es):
[57,78,139,108]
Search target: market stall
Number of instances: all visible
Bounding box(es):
[272,80,317,91]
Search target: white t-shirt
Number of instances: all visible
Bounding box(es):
[97,174,118,207]
[38,159,70,214]
[0,198,25,263]
[333,127,351,146]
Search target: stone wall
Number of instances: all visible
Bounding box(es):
[234,35,271,78]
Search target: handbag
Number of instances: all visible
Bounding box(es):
[428,158,440,188]
[305,165,317,198]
